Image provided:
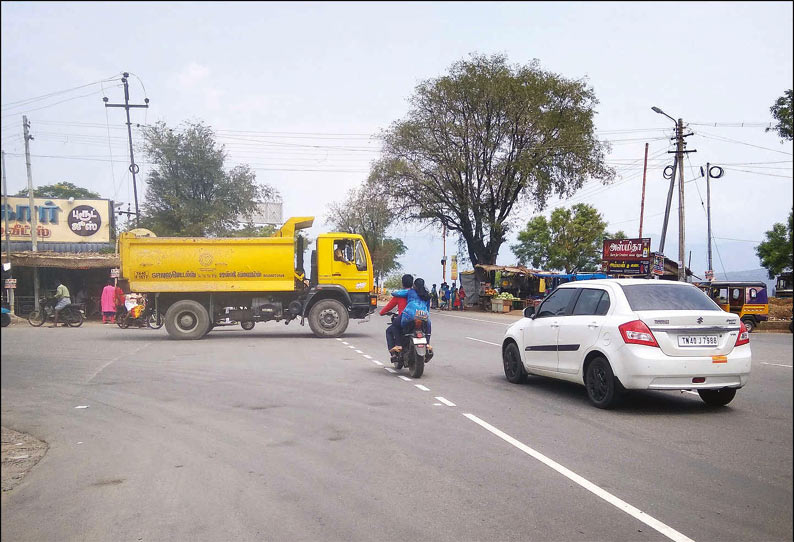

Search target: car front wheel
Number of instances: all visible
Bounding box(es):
[585,356,619,409]
[503,342,527,384]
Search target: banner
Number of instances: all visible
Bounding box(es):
[603,238,651,261]
[451,255,458,281]
[652,254,665,276]
[0,197,112,243]
[607,260,650,275]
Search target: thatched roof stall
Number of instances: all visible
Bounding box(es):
[1,251,119,269]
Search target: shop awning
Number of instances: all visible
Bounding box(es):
[1,251,120,269]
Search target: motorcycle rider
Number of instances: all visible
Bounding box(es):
[390,277,433,360]
[50,278,71,328]
[380,274,413,355]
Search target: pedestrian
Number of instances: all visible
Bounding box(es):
[114,281,126,321]
[440,282,449,310]
[450,282,458,311]
[457,284,466,311]
[430,284,438,309]
[100,279,116,324]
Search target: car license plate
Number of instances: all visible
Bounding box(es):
[412,337,427,345]
[678,335,718,347]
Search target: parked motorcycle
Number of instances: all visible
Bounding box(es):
[27,297,84,327]
[384,310,432,378]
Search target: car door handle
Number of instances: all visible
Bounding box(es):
[588,322,600,328]
[550,322,559,328]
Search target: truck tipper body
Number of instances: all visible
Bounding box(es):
[119,216,377,339]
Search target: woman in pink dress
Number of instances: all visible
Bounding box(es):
[100,280,117,324]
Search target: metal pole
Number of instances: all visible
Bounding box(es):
[639,142,649,238]
[677,118,686,282]
[706,162,713,277]
[23,116,40,311]
[442,225,447,282]
[659,156,677,254]
[122,75,140,227]
[1,151,14,314]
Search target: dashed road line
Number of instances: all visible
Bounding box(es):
[362,354,372,359]
[370,359,383,366]
[398,375,412,382]
[385,368,397,374]
[355,349,363,354]
[415,384,430,391]
[435,312,513,326]
[435,397,456,407]
[466,336,501,346]
[462,413,695,542]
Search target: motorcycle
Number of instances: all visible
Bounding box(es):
[384,310,432,379]
[27,297,84,328]
[118,295,163,329]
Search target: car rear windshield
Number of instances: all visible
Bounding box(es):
[620,283,722,311]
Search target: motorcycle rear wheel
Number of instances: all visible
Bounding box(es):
[27,310,46,327]
[66,308,84,328]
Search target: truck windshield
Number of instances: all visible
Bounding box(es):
[354,241,367,272]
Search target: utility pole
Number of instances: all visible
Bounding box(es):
[676,118,686,282]
[1,150,14,314]
[638,142,649,238]
[441,224,447,283]
[652,107,696,281]
[23,115,40,310]
[104,72,148,227]
[658,156,677,255]
[703,163,724,281]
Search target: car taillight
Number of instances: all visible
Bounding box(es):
[619,320,659,347]
[735,321,750,346]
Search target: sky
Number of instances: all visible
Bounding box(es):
[2,1,792,285]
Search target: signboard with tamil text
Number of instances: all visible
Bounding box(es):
[1,197,112,243]
[603,238,651,261]
[606,260,650,276]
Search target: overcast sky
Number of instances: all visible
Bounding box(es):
[2,1,792,284]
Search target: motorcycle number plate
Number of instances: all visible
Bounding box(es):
[412,337,427,345]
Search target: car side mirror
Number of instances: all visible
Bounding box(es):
[523,306,535,318]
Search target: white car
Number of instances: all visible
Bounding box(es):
[501,278,751,408]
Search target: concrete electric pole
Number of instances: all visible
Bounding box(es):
[22,115,41,310]
[103,72,149,228]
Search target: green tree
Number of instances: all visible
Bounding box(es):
[372,53,613,267]
[326,181,406,286]
[15,181,100,199]
[383,273,404,290]
[511,204,609,273]
[756,210,793,278]
[140,121,279,236]
[766,89,793,141]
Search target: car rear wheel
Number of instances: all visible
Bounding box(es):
[585,356,619,409]
[697,387,737,406]
[503,342,527,384]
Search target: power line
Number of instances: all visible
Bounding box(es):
[0,74,122,110]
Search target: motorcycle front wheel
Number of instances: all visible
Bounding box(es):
[27,310,46,327]
[147,312,164,329]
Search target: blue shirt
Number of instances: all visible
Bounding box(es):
[392,288,431,325]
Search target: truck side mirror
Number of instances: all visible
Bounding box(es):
[523,306,535,318]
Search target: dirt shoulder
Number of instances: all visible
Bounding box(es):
[1,426,48,493]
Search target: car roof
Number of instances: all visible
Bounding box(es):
[557,278,696,288]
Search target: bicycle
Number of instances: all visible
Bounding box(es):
[27,297,84,328]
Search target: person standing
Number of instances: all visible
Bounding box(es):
[440,282,449,310]
[430,284,438,309]
[450,282,458,311]
[458,285,466,311]
[100,279,116,324]
[50,279,71,328]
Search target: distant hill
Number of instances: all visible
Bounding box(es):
[714,268,777,295]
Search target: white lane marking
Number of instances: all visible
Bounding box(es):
[415,384,430,391]
[363,354,372,359]
[370,359,383,366]
[435,313,512,326]
[433,403,443,406]
[385,368,397,373]
[337,338,343,342]
[761,362,793,368]
[86,341,151,384]
[355,349,363,354]
[74,405,89,409]
[462,413,696,542]
[347,345,356,349]
[398,375,412,382]
[466,336,501,346]
[435,397,456,407]
[341,341,348,344]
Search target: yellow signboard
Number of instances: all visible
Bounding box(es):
[1,197,112,243]
[451,255,458,281]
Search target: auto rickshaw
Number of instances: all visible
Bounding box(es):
[696,281,769,332]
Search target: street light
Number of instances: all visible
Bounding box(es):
[651,106,676,123]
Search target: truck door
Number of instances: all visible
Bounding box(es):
[330,238,370,294]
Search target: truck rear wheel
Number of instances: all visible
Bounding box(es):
[165,300,211,340]
[308,298,349,338]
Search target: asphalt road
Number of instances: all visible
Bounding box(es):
[1,311,792,542]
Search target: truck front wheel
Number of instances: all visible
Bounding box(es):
[165,300,211,340]
[308,298,349,338]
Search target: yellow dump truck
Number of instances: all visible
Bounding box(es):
[118,216,377,339]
